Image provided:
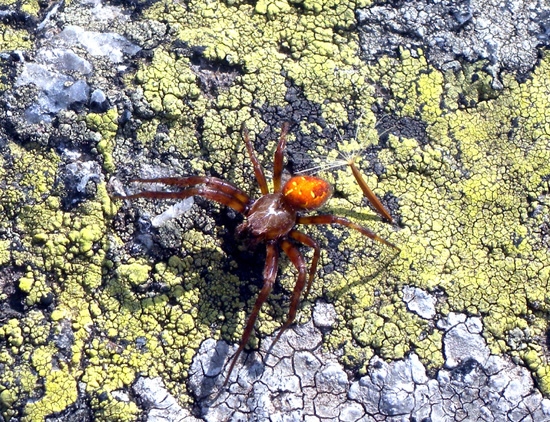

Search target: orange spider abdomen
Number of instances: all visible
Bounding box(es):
[282,176,332,210]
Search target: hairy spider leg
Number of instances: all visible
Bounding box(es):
[272,122,290,193]
[297,215,400,251]
[112,186,249,214]
[271,239,308,347]
[298,119,395,223]
[347,160,394,223]
[223,242,279,386]
[242,124,269,195]
[288,230,320,300]
[128,176,251,205]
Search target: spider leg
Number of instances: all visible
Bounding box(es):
[112,186,249,214]
[273,122,290,193]
[242,124,269,195]
[288,230,320,300]
[223,242,279,386]
[271,239,308,347]
[297,215,400,251]
[348,161,394,223]
[128,176,251,205]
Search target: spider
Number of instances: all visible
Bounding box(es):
[112,122,399,385]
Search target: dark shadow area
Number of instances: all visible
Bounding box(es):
[325,251,400,300]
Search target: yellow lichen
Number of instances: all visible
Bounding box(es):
[2,0,550,420]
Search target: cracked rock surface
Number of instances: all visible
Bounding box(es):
[188,308,550,422]
[1,0,549,419]
[133,377,200,422]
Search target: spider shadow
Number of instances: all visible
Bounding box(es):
[306,202,401,297]
[102,238,262,400]
[106,207,271,392]
[325,248,400,301]
[106,194,399,404]
[257,231,399,365]
[326,205,384,223]
[191,239,321,403]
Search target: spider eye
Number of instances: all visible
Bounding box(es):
[282,176,332,210]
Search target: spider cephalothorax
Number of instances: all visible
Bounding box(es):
[113,122,399,385]
[236,176,331,242]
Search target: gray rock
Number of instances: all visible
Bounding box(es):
[312,301,338,328]
[357,0,550,88]
[402,286,436,319]
[443,315,490,368]
[59,25,141,63]
[16,62,90,122]
[35,48,93,74]
[133,377,200,422]
[187,314,550,421]
[90,88,109,112]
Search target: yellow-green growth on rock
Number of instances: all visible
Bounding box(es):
[86,108,120,172]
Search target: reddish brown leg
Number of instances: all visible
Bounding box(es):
[273,122,290,193]
[349,160,394,223]
[297,215,400,251]
[289,230,320,300]
[242,124,269,195]
[271,239,307,347]
[223,242,279,386]
[128,176,251,205]
[112,186,249,214]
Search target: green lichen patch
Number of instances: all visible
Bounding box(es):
[0,138,213,419]
[0,25,32,53]
[314,50,550,390]
[2,0,550,418]
[0,140,137,420]
[0,0,40,17]
[86,108,120,173]
[23,366,78,422]
[115,0,550,400]
[136,0,385,175]
[0,239,10,266]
